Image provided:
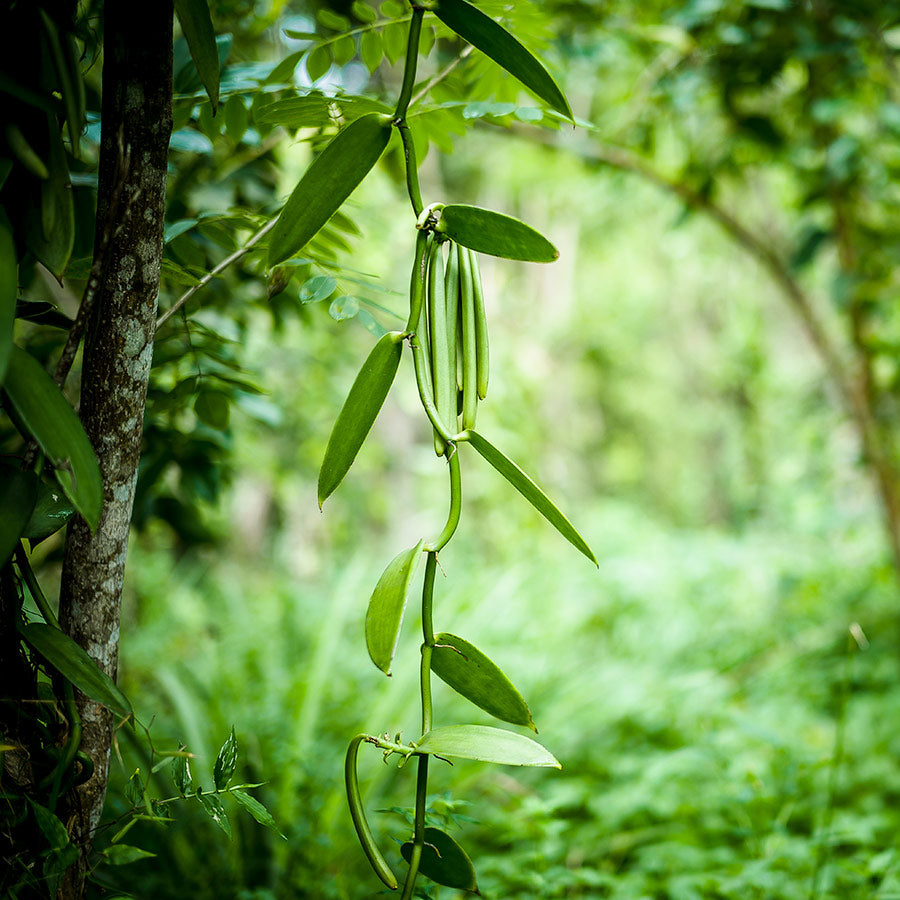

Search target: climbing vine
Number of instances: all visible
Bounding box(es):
[265,2,598,893]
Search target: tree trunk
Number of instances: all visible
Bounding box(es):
[57,4,173,895]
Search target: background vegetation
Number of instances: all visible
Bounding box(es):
[7,0,900,897]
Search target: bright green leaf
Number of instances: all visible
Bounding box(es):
[352,1,377,23]
[333,34,357,66]
[102,844,156,866]
[299,274,337,303]
[306,44,332,82]
[18,622,133,720]
[254,95,331,129]
[329,295,360,321]
[461,430,597,565]
[174,0,220,112]
[213,727,237,790]
[432,632,536,730]
[365,540,424,675]
[317,330,404,506]
[231,789,286,839]
[401,827,478,892]
[435,205,558,263]
[197,790,231,839]
[383,21,407,63]
[317,8,351,30]
[433,0,571,118]
[268,113,392,268]
[416,724,560,767]
[3,346,102,529]
[360,30,383,72]
[0,209,16,385]
[0,466,37,565]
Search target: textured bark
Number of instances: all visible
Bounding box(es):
[57,4,173,895]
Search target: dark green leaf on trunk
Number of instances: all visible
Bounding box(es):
[435,205,558,263]
[18,622,133,720]
[0,209,16,386]
[0,466,37,565]
[268,113,392,268]
[175,0,220,111]
[416,724,560,767]
[462,430,596,565]
[318,331,404,507]
[433,0,571,118]
[23,479,74,544]
[432,632,536,730]
[366,540,425,675]
[3,346,102,530]
[401,827,478,892]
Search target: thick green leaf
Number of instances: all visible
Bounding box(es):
[213,727,237,790]
[18,622,133,720]
[268,113,392,268]
[432,632,535,731]
[318,331,404,507]
[365,540,425,675]
[175,0,220,112]
[23,479,75,544]
[253,95,331,129]
[0,466,37,565]
[102,845,156,865]
[3,346,102,529]
[462,430,596,565]
[416,724,560,768]
[433,0,571,118]
[0,209,16,386]
[28,799,69,852]
[231,789,286,838]
[400,827,478,892]
[197,790,231,838]
[435,205,558,263]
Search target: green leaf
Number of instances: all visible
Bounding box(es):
[194,391,230,430]
[329,295,360,320]
[0,466,37,565]
[102,844,157,865]
[383,21,407,64]
[253,95,331,129]
[197,790,231,839]
[125,768,145,807]
[306,44,332,82]
[268,113,392,268]
[22,478,74,544]
[231,789,286,839]
[353,1,378,24]
[433,0,571,118]
[173,752,193,797]
[175,0,220,112]
[224,94,249,143]
[401,827,478,892]
[416,724,560,767]
[24,116,74,278]
[317,330,404,507]
[365,540,424,675]
[3,346,102,530]
[432,632,535,731]
[360,30,383,73]
[0,209,17,386]
[28,799,69,852]
[462,430,597,565]
[334,34,357,66]
[435,205,558,263]
[213,727,237,790]
[299,274,337,303]
[18,622,133,720]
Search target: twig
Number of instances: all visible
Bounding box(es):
[155,218,276,331]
